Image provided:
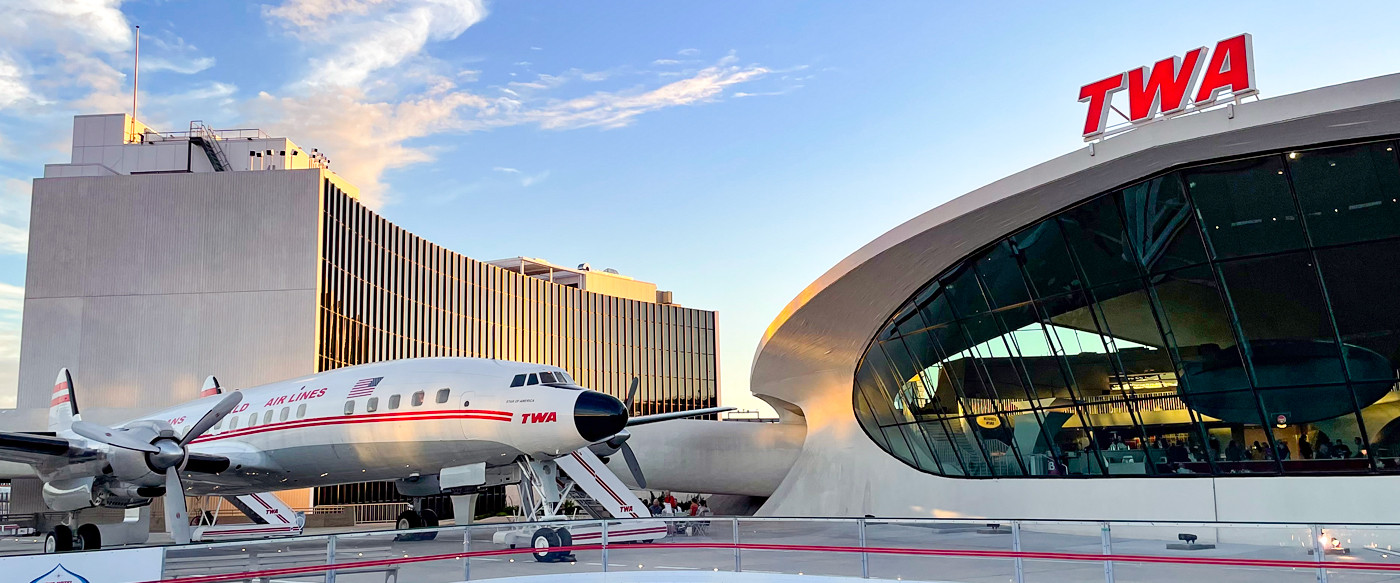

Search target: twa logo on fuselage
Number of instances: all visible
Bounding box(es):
[521,412,558,424]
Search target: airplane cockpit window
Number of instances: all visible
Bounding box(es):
[367,397,379,413]
[296,403,307,419]
[510,374,527,387]
[344,401,355,416]
[388,394,401,409]
[539,372,557,384]
[555,371,574,384]
[527,373,539,385]
[435,388,450,404]
[279,407,290,422]
[412,391,425,406]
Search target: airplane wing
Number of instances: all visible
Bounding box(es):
[626,407,736,426]
[0,431,104,467]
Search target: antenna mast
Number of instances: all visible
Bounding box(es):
[131,25,139,141]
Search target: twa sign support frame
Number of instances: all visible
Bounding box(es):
[1080,33,1258,142]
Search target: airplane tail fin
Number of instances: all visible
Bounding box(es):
[200,375,222,398]
[49,368,79,431]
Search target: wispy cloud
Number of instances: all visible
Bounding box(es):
[520,170,550,187]
[0,282,21,408]
[678,48,700,56]
[492,166,520,174]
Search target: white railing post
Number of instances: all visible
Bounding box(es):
[859,517,868,579]
[325,533,337,583]
[601,520,609,573]
[734,518,742,572]
[463,525,471,581]
[1101,522,1114,583]
[1312,525,1328,583]
[1012,521,1024,583]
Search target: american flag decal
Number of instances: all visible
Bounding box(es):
[347,377,383,398]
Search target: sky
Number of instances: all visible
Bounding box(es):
[1,1,1399,413]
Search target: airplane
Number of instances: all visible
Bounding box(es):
[0,357,730,553]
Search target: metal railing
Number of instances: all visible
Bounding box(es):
[108,516,1400,582]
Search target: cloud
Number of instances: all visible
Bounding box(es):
[520,170,549,187]
[492,166,520,174]
[677,48,700,56]
[652,59,682,66]
[143,56,215,75]
[266,0,488,89]
[0,178,30,255]
[0,53,39,110]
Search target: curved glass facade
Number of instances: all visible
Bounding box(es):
[854,137,1400,477]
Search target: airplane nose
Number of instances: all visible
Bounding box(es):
[574,391,627,442]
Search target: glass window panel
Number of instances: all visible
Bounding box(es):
[1191,390,1280,475]
[855,358,905,426]
[987,304,1064,403]
[1316,239,1400,384]
[1185,155,1304,259]
[1086,279,1177,399]
[1120,174,1209,273]
[942,266,989,319]
[1217,252,1345,390]
[974,241,1032,309]
[918,420,966,476]
[366,397,378,413]
[297,404,307,419]
[1267,395,1371,474]
[388,394,401,409]
[411,391,425,407]
[916,291,954,330]
[1057,194,1141,287]
[1149,265,1250,427]
[279,407,289,422]
[1043,404,1107,476]
[263,410,274,425]
[853,389,891,451]
[897,423,942,473]
[941,417,994,476]
[1289,141,1400,246]
[1358,390,1400,472]
[880,425,918,467]
[436,388,451,404]
[1010,220,1080,298]
[965,414,1024,476]
[1037,291,1119,400]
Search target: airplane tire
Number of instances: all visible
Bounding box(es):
[395,510,422,530]
[45,526,73,553]
[531,527,561,562]
[554,528,574,560]
[77,524,102,551]
[420,509,439,527]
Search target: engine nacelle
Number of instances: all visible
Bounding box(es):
[42,477,97,512]
[107,447,165,488]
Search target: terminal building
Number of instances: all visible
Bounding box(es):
[746,71,1400,524]
[9,113,720,512]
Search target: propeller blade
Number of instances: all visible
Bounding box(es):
[163,466,192,544]
[624,377,639,410]
[620,442,647,489]
[71,420,160,453]
[180,390,244,446]
[626,406,736,427]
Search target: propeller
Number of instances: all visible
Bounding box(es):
[613,378,647,487]
[71,390,243,544]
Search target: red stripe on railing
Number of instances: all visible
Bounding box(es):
[141,540,1400,582]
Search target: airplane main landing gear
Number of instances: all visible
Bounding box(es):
[392,502,439,541]
[530,527,574,563]
[43,523,100,553]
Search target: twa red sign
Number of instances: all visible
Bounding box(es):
[1080,33,1257,140]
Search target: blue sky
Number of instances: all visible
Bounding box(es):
[1,1,1399,411]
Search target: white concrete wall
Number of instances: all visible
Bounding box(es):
[11,170,328,427]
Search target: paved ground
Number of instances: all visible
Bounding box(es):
[3,519,1400,582]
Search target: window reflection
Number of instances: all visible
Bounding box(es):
[854,138,1400,479]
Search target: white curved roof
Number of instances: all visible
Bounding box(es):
[751,72,1400,413]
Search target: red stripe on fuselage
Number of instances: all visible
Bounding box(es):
[189,410,513,444]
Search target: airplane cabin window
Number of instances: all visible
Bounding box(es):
[263,410,274,425]
[436,388,450,404]
[279,407,289,422]
[344,401,355,416]
[510,374,527,387]
[248,413,258,427]
[229,417,239,430]
[412,391,425,407]
[388,394,401,409]
[297,404,307,419]
[527,373,539,385]
[367,397,379,413]
[540,372,557,384]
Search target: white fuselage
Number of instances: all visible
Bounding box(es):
[107,358,606,496]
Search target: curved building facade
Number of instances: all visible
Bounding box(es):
[751,73,1400,523]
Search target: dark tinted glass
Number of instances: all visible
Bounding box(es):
[853,137,1400,480]
[1185,155,1303,259]
[1289,141,1400,246]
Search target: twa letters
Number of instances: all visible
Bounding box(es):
[1080,33,1257,139]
